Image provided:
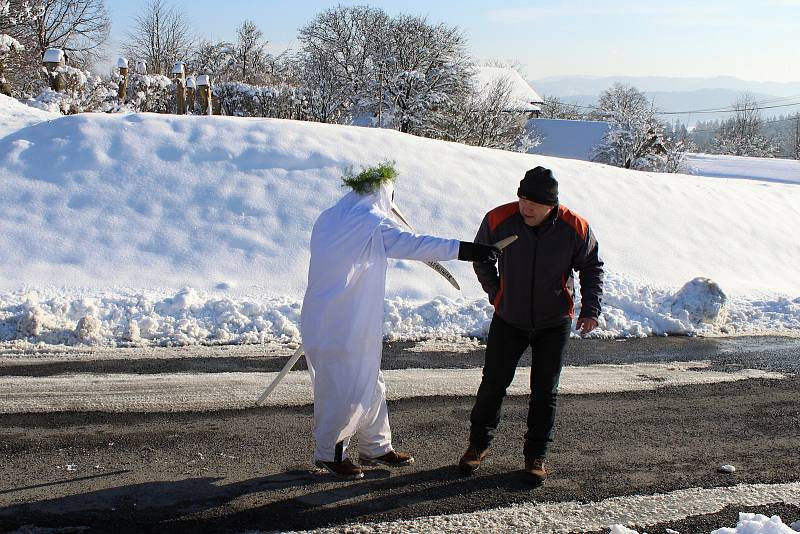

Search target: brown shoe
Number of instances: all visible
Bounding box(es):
[359,450,415,467]
[458,446,489,474]
[524,457,547,484]
[314,458,364,480]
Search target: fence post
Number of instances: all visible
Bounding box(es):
[186,76,196,114]
[172,61,186,115]
[116,57,129,101]
[135,60,147,75]
[197,74,213,115]
[42,48,65,92]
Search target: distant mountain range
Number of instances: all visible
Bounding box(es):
[530,76,800,126]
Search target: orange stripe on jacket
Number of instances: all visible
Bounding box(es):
[488,202,519,232]
[558,205,589,240]
[493,276,505,308]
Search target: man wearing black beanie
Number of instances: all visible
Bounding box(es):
[458,166,604,485]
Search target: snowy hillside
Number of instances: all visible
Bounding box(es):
[1,104,799,344]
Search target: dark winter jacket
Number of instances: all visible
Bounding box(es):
[473,202,604,331]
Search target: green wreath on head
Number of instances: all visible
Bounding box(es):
[341,161,398,194]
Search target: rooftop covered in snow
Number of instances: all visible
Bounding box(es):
[474,66,544,112]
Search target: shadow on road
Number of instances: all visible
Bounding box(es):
[1,464,542,533]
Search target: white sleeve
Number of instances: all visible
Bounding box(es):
[379,220,460,261]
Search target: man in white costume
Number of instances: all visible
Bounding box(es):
[301,175,498,480]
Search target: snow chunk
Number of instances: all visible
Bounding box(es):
[159,287,201,314]
[671,277,727,325]
[0,34,24,54]
[719,464,737,473]
[75,315,102,343]
[609,525,640,534]
[43,48,64,63]
[116,57,129,68]
[710,512,799,534]
[17,307,44,337]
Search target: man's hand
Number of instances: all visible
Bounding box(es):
[576,317,598,335]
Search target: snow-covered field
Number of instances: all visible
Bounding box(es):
[1,94,799,345]
[681,153,800,185]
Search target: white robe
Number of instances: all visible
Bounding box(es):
[301,182,460,461]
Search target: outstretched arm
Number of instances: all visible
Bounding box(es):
[380,221,461,262]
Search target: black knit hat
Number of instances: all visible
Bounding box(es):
[518,167,558,205]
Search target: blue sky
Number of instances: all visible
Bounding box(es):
[103,0,800,82]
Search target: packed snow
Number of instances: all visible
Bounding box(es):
[0,360,782,413]
[1,100,799,345]
[276,482,800,534]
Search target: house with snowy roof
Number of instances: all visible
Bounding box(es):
[473,66,545,117]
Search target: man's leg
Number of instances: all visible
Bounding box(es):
[523,319,571,459]
[357,372,415,467]
[356,372,393,459]
[469,314,531,451]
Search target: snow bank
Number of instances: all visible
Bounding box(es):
[0,111,799,345]
[0,94,57,137]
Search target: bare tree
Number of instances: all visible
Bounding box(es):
[25,0,110,69]
[233,19,270,84]
[1,0,44,94]
[379,14,473,134]
[189,38,234,81]
[712,94,777,157]
[122,0,193,76]
[791,114,800,160]
[592,83,667,170]
[297,5,389,123]
[433,76,533,150]
[540,94,584,120]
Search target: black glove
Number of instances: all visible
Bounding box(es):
[458,241,500,263]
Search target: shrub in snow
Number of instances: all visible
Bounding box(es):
[670,277,727,325]
[213,81,309,119]
[75,315,102,343]
[124,72,174,113]
[26,65,118,114]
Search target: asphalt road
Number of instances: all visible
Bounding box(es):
[1,336,799,533]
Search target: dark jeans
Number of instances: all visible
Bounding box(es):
[469,314,571,459]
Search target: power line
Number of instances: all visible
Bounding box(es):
[550,96,800,116]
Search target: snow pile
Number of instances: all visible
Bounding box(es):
[611,513,800,534]
[710,512,799,534]
[0,94,57,137]
[1,111,799,345]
